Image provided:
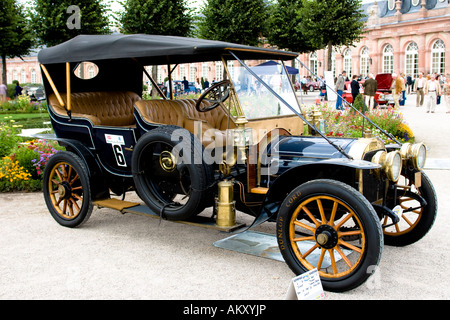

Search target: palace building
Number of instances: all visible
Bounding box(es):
[1,0,448,87]
[297,0,449,79]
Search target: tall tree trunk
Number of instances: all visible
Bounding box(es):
[151,65,158,98]
[327,41,333,72]
[2,55,7,85]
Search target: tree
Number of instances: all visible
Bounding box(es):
[0,0,35,85]
[118,0,193,96]
[297,0,367,72]
[267,0,317,54]
[30,0,111,47]
[118,0,193,36]
[196,0,268,46]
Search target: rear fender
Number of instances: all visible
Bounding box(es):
[56,138,110,200]
[249,159,379,228]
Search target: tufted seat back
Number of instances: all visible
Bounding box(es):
[48,91,141,127]
[134,100,185,127]
[134,99,236,146]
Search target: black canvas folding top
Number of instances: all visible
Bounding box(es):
[38,34,298,65]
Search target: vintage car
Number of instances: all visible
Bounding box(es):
[38,34,436,293]
[343,74,396,108]
[374,73,395,107]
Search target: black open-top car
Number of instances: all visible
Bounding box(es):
[38,34,437,292]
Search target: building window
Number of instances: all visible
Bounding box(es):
[412,0,420,6]
[405,42,419,79]
[190,64,196,82]
[431,39,445,75]
[202,62,209,80]
[227,61,235,81]
[309,52,318,76]
[30,69,36,83]
[215,62,223,81]
[21,69,27,84]
[12,70,18,82]
[360,47,370,78]
[383,44,394,74]
[180,65,186,80]
[388,0,395,10]
[157,66,163,84]
[343,48,352,78]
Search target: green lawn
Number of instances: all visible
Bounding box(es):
[1,112,51,129]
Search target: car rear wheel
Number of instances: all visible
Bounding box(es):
[383,171,437,246]
[43,151,93,228]
[132,125,213,221]
[277,179,383,292]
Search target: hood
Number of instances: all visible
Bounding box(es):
[375,73,393,90]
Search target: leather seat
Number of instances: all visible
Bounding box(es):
[48,91,141,127]
[134,99,236,146]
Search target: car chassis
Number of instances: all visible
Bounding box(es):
[38,34,437,292]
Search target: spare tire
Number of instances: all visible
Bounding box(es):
[132,125,213,221]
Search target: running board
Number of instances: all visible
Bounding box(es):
[94,199,246,232]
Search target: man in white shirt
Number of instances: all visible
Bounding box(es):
[424,75,442,113]
[413,72,425,107]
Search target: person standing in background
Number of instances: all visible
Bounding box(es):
[444,75,450,113]
[351,75,360,103]
[335,71,346,110]
[0,81,7,103]
[406,74,413,94]
[414,72,426,107]
[424,74,441,113]
[362,73,377,111]
[391,73,404,108]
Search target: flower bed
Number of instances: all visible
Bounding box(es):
[0,117,63,192]
[303,103,415,144]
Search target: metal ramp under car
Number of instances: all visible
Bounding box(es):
[213,231,351,267]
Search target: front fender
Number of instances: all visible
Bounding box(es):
[248,159,380,229]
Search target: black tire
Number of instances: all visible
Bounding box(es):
[43,151,93,228]
[383,171,437,246]
[132,125,213,221]
[277,179,383,292]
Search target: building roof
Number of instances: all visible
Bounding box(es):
[361,0,447,19]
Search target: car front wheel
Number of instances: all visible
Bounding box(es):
[277,179,383,292]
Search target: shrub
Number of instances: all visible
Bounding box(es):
[0,117,22,158]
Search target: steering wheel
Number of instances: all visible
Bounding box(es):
[195,80,231,112]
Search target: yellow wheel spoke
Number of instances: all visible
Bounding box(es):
[302,243,319,259]
[317,248,326,270]
[293,220,316,233]
[329,249,338,274]
[302,206,321,228]
[316,199,326,223]
[335,246,353,268]
[338,239,362,253]
[293,235,315,242]
[328,201,338,226]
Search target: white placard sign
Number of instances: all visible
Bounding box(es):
[285,269,325,300]
[324,71,337,102]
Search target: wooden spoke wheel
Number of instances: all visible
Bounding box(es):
[43,151,93,228]
[277,180,383,292]
[383,171,437,246]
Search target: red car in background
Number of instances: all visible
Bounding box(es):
[343,73,394,107]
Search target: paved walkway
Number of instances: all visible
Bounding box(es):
[397,92,450,166]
